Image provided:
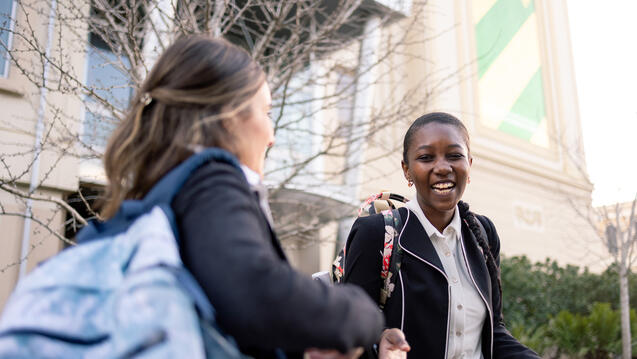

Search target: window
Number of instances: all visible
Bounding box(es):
[266,68,317,183]
[64,185,103,242]
[334,69,356,139]
[274,69,315,161]
[82,33,133,149]
[0,0,16,78]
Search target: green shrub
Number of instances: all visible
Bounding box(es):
[500,256,637,358]
[509,321,551,355]
[500,256,637,329]
[549,310,590,358]
[512,304,637,358]
[587,303,620,357]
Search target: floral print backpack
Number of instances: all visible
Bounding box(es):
[331,192,407,309]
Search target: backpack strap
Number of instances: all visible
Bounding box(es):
[143,147,240,206]
[379,208,403,309]
[77,148,240,243]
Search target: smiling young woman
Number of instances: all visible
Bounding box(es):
[343,112,540,359]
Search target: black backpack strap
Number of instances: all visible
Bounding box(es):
[379,208,403,309]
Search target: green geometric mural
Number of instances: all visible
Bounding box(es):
[474,0,549,146]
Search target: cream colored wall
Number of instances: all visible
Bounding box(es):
[0,2,88,310]
[464,157,603,268]
[284,221,340,275]
[0,187,66,310]
[0,0,85,191]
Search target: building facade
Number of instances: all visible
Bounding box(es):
[0,0,598,310]
[284,0,600,274]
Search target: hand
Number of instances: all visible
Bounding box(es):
[304,348,364,359]
[378,328,410,359]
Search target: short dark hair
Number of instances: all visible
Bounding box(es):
[402,112,470,164]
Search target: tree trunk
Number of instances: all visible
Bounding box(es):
[619,264,632,359]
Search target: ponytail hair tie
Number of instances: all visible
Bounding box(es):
[140,92,152,106]
[133,92,152,127]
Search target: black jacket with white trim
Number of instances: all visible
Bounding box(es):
[343,206,539,359]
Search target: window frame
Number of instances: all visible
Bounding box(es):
[0,0,17,78]
[81,32,133,151]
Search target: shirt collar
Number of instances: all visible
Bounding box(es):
[405,199,461,239]
[240,165,261,187]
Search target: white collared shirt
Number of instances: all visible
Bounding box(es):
[405,200,486,359]
[240,165,261,187]
[241,165,274,225]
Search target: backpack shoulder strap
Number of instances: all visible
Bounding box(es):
[379,208,403,309]
[143,147,240,206]
[77,148,240,243]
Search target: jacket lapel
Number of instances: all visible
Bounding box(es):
[460,224,492,306]
[398,209,446,275]
[250,187,288,261]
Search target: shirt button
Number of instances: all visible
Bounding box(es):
[452,277,458,284]
[457,304,463,310]
[456,331,462,336]
[445,251,451,257]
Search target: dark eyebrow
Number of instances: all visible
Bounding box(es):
[415,144,464,151]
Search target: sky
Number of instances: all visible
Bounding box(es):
[566,1,637,206]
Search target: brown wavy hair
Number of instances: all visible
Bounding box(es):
[101,35,265,218]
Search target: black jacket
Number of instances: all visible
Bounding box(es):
[172,158,384,358]
[343,207,540,359]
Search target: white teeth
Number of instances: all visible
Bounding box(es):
[432,182,454,194]
[432,188,453,194]
[432,182,454,189]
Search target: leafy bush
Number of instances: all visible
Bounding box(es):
[548,303,626,358]
[586,303,621,357]
[500,256,636,330]
[549,310,590,358]
[500,256,637,358]
[509,322,552,356]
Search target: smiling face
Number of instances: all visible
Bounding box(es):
[401,122,472,227]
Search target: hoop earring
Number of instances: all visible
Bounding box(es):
[407,180,413,187]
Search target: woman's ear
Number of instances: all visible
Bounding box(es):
[467,156,473,184]
[401,160,410,181]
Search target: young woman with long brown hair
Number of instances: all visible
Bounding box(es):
[101,35,407,359]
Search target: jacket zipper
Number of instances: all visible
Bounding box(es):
[398,209,451,359]
[459,236,494,359]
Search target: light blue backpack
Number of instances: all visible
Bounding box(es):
[0,148,249,359]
